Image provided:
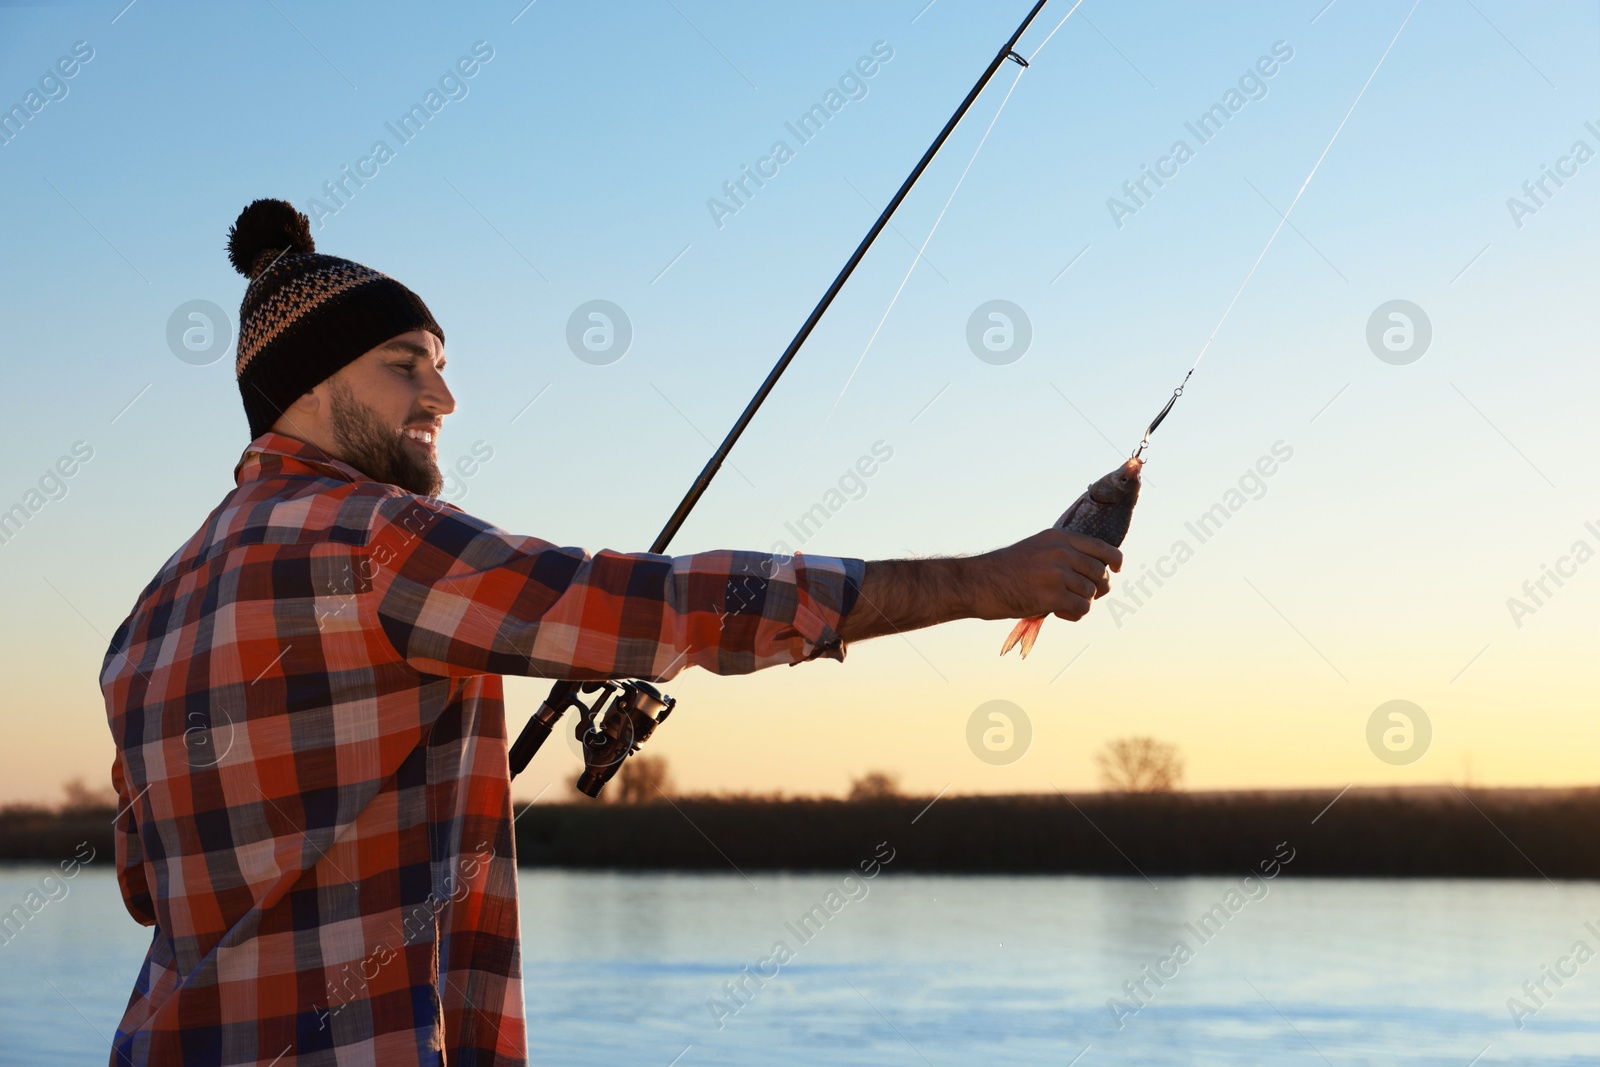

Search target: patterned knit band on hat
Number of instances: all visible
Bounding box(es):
[227,198,444,439]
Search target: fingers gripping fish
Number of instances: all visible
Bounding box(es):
[1000,458,1143,658]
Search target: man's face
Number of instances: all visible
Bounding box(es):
[281,329,456,496]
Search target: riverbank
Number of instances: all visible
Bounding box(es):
[509,786,1597,877]
[12,786,1597,877]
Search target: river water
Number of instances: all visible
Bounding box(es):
[3,867,1598,1064]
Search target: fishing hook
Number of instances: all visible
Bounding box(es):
[1132,369,1192,461]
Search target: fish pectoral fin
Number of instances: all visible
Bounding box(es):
[1000,616,1045,658]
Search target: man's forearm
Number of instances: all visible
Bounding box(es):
[835,530,1123,646]
[838,557,979,642]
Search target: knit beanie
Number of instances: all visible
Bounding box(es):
[227,199,444,439]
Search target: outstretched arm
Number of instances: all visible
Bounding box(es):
[839,529,1122,643]
[366,493,868,681]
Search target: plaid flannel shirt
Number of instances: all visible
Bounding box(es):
[99,432,863,1066]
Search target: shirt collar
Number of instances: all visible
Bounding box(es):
[234,431,372,487]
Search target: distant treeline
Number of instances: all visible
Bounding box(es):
[0,805,119,864]
[9,788,1600,877]
[509,788,1600,878]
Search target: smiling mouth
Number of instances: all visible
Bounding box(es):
[402,426,438,452]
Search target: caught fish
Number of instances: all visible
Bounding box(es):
[1001,457,1143,657]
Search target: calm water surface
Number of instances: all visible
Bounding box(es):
[3,867,1598,1064]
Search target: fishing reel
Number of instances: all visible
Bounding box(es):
[508,679,675,798]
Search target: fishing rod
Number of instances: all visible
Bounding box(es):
[509,0,1058,791]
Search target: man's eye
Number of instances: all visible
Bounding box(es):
[393,363,415,376]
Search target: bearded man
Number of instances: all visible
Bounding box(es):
[99,199,1120,1066]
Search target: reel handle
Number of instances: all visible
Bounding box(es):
[508,680,583,777]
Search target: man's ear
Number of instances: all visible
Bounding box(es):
[288,388,324,417]
[268,383,329,440]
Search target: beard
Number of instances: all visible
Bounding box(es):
[327,380,443,497]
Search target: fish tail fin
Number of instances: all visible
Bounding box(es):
[1000,616,1046,658]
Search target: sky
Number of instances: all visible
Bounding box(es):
[1,0,1596,806]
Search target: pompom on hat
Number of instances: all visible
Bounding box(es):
[228,199,443,439]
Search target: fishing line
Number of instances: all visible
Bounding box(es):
[1130,0,1424,460]
[750,65,1031,541]
[1024,0,1086,61]
[818,0,1086,432]
[818,66,1026,429]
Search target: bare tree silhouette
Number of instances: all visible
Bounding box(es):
[1094,737,1184,793]
[61,777,117,812]
[616,755,672,805]
[847,770,901,801]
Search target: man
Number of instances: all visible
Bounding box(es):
[100,199,1121,1066]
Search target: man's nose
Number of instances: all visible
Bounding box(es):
[421,367,456,416]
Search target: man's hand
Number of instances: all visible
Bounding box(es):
[973,529,1122,621]
[837,530,1123,643]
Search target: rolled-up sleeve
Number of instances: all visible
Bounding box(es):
[364,492,864,681]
